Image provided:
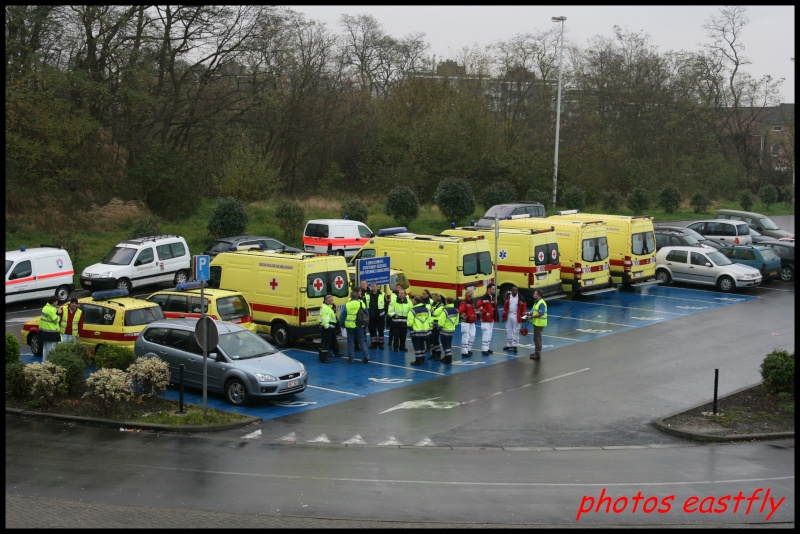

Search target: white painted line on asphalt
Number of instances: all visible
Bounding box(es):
[307,385,362,397]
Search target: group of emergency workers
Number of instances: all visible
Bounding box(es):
[39,297,84,362]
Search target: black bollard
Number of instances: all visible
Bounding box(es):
[179,364,185,414]
[712,368,719,415]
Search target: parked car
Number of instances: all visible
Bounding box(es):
[685,219,753,246]
[760,241,795,282]
[204,235,302,259]
[714,209,794,240]
[22,289,165,356]
[718,244,782,284]
[655,246,762,292]
[654,225,723,250]
[145,282,258,332]
[654,228,714,251]
[475,201,546,228]
[746,228,782,245]
[134,318,308,405]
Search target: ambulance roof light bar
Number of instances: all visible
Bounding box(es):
[378,227,408,236]
[92,289,129,300]
[556,209,580,215]
[176,281,204,291]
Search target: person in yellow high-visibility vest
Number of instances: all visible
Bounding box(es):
[530,289,548,360]
[58,298,83,343]
[39,296,62,362]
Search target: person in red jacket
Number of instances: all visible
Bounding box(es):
[458,289,478,357]
[477,284,498,356]
[501,285,527,353]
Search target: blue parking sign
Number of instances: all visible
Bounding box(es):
[194,255,211,281]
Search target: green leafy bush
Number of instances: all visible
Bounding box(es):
[128,214,162,238]
[385,186,420,228]
[759,184,778,210]
[125,144,198,222]
[6,332,21,364]
[627,187,651,214]
[340,199,369,223]
[560,186,587,212]
[207,197,249,238]
[434,177,475,225]
[480,181,516,210]
[525,188,550,206]
[5,362,28,399]
[760,349,794,395]
[274,199,305,242]
[47,341,90,395]
[689,191,711,213]
[23,362,68,407]
[83,368,133,416]
[601,191,623,213]
[657,183,682,214]
[739,190,754,211]
[128,356,171,398]
[93,345,137,371]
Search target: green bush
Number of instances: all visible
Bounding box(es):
[5,362,29,399]
[207,196,249,238]
[83,368,132,416]
[759,184,778,210]
[560,186,587,212]
[128,214,162,238]
[340,199,369,223]
[92,345,137,371]
[657,183,682,214]
[385,186,420,228]
[601,191,623,213]
[125,144,198,222]
[480,181,516,210]
[760,349,794,395]
[23,362,68,407]
[690,191,711,213]
[47,341,90,395]
[525,188,550,207]
[6,332,21,364]
[739,190,754,211]
[627,187,651,214]
[274,199,305,242]
[127,356,171,398]
[434,177,475,225]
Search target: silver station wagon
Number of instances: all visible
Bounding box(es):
[655,246,762,292]
[134,318,307,405]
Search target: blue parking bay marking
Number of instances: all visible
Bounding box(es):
[17,284,757,422]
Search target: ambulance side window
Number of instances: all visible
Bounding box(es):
[208,266,221,288]
[307,274,327,298]
[547,244,559,265]
[463,253,478,276]
[329,270,349,298]
[9,260,32,279]
[477,251,492,275]
[534,245,548,266]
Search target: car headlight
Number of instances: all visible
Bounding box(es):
[254,373,278,382]
[100,271,114,278]
[298,362,307,375]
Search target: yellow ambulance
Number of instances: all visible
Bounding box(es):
[548,210,657,287]
[208,249,350,347]
[441,226,563,303]
[499,216,613,294]
[349,228,494,300]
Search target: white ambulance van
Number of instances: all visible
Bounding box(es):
[303,219,374,258]
[441,226,563,304]
[5,245,75,304]
[548,211,657,288]
[349,228,494,300]
[209,249,350,347]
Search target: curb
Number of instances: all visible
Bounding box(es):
[652,382,795,443]
[6,407,261,433]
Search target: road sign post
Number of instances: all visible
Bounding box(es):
[195,313,217,417]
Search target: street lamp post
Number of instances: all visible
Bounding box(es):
[551,16,566,209]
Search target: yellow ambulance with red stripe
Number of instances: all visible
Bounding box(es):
[349,228,494,300]
[208,249,349,347]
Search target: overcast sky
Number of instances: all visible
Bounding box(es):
[287,5,795,104]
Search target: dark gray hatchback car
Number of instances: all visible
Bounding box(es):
[475,201,546,228]
[134,318,308,405]
[204,235,302,258]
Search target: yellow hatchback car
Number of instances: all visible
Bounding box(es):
[21,289,165,357]
[144,282,257,333]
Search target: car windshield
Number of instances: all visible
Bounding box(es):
[706,250,732,266]
[679,227,704,240]
[102,247,136,265]
[760,248,780,261]
[757,217,780,231]
[483,206,510,218]
[681,235,701,246]
[217,330,278,360]
[210,241,234,253]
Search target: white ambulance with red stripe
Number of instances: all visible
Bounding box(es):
[303,219,374,258]
[348,228,495,300]
[208,249,349,347]
[5,245,75,305]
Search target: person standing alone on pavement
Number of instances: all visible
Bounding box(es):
[477,283,498,356]
[39,296,62,362]
[501,285,526,353]
[530,289,547,360]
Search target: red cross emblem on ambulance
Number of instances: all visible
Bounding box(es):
[334,275,345,289]
[425,257,436,270]
[269,278,278,290]
[538,251,545,262]
[312,277,324,292]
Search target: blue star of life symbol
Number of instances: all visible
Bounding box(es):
[498,249,508,260]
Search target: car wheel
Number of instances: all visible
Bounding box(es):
[226,378,249,406]
[780,265,794,282]
[174,270,189,285]
[498,284,513,305]
[271,322,291,348]
[655,269,671,285]
[56,285,71,302]
[116,278,131,292]
[29,333,42,357]
[336,249,345,257]
[717,275,734,292]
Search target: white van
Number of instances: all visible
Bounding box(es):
[302,219,374,258]
[5,245,75,304]
[80,234,191,292]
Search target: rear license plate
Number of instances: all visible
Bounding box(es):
[536,273,547,280]
[634,272,642,278]
[584,279,594,286]
[769,270,777,277]
[309,309,319,316]
[287,379,299,388]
